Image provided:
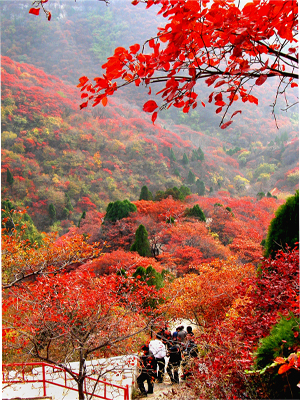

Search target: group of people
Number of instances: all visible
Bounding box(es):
[137,324,198,396]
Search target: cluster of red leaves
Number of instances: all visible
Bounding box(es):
[3,265,162,363]
[191,247,299,399]
[160,256,255,325]
[81,248,165,276]
[77,0,298,126]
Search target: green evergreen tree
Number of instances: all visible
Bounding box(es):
[139,185,153,201]
[65,193,73,211]
[174,168,181,177]
[154,190,165,201]
[62,207,70,219]
[182,152,189,165]
[6,168,14,186]
[78,211,86,227]
[197,146,205,161]
[191,149,198,161]
[179,185,191,199]
[169,148,176,162]
[133,265,164,289]
[104,199,137,222]
[164,186,181,200]
[214,202,223,207]
[257,192,265,200]
[185,204,206,221]
[196,179,205,196]
[264,191,299,258]
[130,224,151,257]
[187,170,196,184]
[1,199,15,232]
[166,216,175,224]
[48,203,56,222]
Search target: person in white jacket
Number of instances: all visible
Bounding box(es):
[149,333,167,383]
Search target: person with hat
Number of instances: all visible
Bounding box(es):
[137,345,157,396]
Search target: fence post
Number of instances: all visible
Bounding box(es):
[42,363,47,397]
[125,384,129,400]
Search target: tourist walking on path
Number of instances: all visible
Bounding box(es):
[149,333,167,383]
[137,345,157,396]
[182,337,198,381]
[186,326,194,339]
[172,326,180,341]
[166,340,182,384]
[177,325,187,342]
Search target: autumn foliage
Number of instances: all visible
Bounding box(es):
[2,2,299,399]
[184,247,300,399]
[78,0,298,127]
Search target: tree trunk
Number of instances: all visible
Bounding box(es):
[78,379,85,400]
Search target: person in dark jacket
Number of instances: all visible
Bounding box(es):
[166,340,182,384]
[186,326,194,337]
[137,345,157,396]
[182,338,198,381]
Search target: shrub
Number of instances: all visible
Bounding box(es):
[264,190,299,258]
[104,199,137,222]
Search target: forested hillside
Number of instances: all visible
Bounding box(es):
[1,54,298,233]
[2,2,299,400]
[1,1,298,235]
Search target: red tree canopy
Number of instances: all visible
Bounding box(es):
[76,0,298,127]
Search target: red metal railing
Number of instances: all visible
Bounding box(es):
[2,362,129,400]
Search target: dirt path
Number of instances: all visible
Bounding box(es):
[138,375,178,399]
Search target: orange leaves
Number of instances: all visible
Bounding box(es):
[161,257,255,323]
[3,262,161,365]
[72,0,297,128]
[275,353,300,375]
[248,95,258,105]
[159,34,169,43]
[129,43,140,54]
[29,2,51,20]
[29,8,40,16]
[114,46,127,56]
[184,0,200,12]
[77,76,89,88]
[278,363,292,374]
[2,230,101,289]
